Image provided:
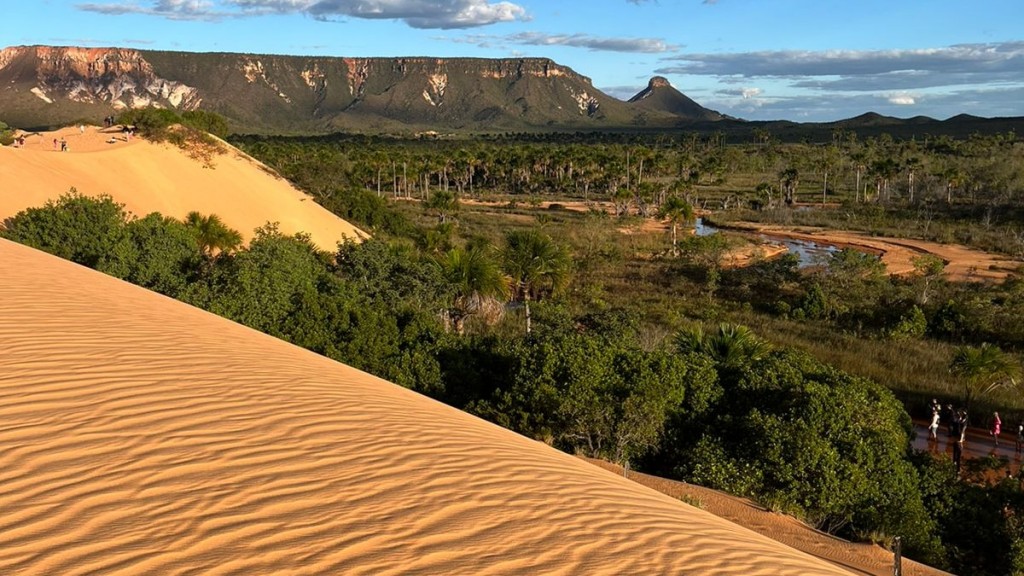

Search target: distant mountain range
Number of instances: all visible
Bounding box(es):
[0,46,719,133]
[1,45,1022,138]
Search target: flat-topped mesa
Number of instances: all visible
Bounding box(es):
[28,46,151,78]
[0,45,712,132]
[334,56,588,84]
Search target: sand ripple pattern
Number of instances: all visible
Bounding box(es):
[0,239,852,575]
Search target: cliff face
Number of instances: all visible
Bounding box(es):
[0,46,720,132]
[0,46,201,112]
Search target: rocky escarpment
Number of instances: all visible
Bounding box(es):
[0,46,201,112]
[0,46,722,132]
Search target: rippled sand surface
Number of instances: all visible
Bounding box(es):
[0,239,853,575]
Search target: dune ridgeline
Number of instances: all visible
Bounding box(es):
[0,125,365,250]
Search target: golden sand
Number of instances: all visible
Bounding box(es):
[0,238,855,575]
[1,126,365,250]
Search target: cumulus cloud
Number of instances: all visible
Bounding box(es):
[504,32,676,53]
[656,41,1024,90]
[77,0,224,20]
[77,0,529,28]
[716,87,762,98]
[887,93,917,105]
[445,32,677,53]
[716,87,762,99]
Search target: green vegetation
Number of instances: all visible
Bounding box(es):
[7,121,1024,574]
[0,120,14,146]
[117,108,228,165]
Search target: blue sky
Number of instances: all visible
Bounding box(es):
[5,0,1024,121]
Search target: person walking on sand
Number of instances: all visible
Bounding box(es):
[60,138,67,152]
[52,137,57,150]
[992,411,1002,447]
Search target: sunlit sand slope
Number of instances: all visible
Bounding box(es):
[0,126,365,250]
[0,238,853,576]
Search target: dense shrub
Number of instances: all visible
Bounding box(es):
[320,187,416,237]
[652,346,943,563]
[1,191,135,278]
[0,120,13,146]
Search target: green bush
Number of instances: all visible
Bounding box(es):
[181,110,229,137]
[887,305,928,340]
[118,108,182,139]
[0,191,135,278]
[654,346,942,562]
[0,120,13,146]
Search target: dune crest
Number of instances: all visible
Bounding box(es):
[0,238,853,575]
[0,126,365,250]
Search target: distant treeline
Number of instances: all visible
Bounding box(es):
[230,128,1024,221]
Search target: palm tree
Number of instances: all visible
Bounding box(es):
[943,166,966,204]
[949,343,1019,409]
[501,230,572,334]
[657,195,695,256]
[438,245,509,335]
[779,167,799,204]
[425,189,459,224]
[904,156,922,203]
[184,211,242,260]
[676,323,772,370]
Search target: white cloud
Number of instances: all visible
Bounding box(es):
[78,0,529,28]
[504,32,676,53]
[445,32,677,53]
[656,41,1024,91]
[714,87,763,99]
[887,93,917,105]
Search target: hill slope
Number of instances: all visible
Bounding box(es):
[0,125,365,249]
[0,238,855,575]
[0,45,722,132]
[628,76,723,121]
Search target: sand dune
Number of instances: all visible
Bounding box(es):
[0,126,366,250]
[0,238,855,575]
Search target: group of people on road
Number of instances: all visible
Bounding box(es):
[928,399,1024,474]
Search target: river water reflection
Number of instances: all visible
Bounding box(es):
[695,218,841,268]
